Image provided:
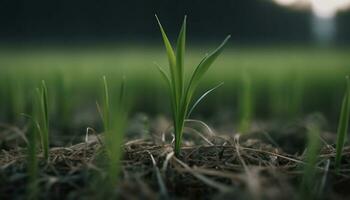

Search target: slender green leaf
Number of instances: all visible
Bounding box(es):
[155,15,180,107]
[102,76,110,131]
[185,35,231,105]
[156,64,172,91]
[155,15,176,69]
[176,16,187,95]
[41,80,48,128]
[187,82,224,118]
[335,76,350,171]
[35,80,49,161]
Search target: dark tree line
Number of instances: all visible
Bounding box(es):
[0,0,349,42]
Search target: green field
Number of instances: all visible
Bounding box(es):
[1,44,350,125]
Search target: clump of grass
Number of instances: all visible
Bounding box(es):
[156,15,230,155]
[35,80,50,161]
[335,76,350,171]
[299,119,322,200]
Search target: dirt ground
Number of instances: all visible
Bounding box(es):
[1,116,350,200]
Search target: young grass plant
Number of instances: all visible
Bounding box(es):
[300,120,322,200]
[24,81,49,199]
[156,15,230,155]
[97,76,127,197]
[335,76,350,172]
[35,80,50,161]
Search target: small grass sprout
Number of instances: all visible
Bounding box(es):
[97,75,127,194]
[300,119,322,200]
[155,15,230,155]
[35,80,50,161]
[335,76,350,172]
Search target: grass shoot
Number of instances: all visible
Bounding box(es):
[35,80,50,161]
[335,76,350,171]
[98,76,127,191]
[156,15,230,155]
[300,120,321,200]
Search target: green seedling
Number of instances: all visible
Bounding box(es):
[97,76,127,196]
[156,15,230,155]
[335,76,350,171]
[300,121,321,200]
[35,80,50,161]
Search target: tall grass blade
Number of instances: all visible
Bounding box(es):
[102,76,110,131]
[176,16,187,95]
[155,15,180,106]
[335,76,350,171]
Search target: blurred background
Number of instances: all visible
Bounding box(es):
[1,0,350,135]
[1,0,350,43]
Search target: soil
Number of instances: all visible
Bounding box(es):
[0,116,350,200]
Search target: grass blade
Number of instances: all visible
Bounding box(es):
[187,82,224,118]
[176,16,187,95]
[102,76,110,131]
[335,76,350,171]
[155,15,180,107]
[185,35,230,105]
[156,64,176,115]
[36,80,49,161]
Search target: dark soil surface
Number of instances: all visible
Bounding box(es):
[1,116,350,200]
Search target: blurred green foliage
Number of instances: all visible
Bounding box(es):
[0,45,349,127]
